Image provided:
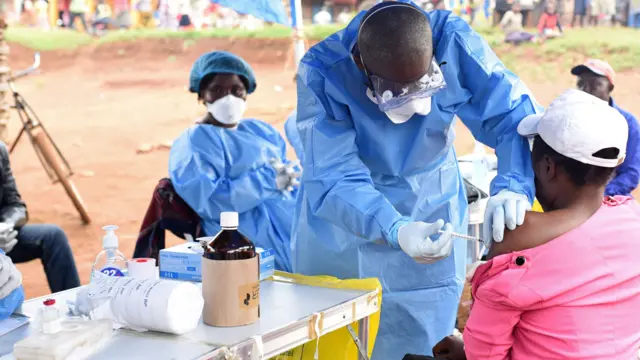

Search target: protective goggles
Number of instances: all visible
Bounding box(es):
[363,57,446,112]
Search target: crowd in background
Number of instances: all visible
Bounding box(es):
[320,0,638,28]
[311,0,636,46]
[7,0,640,35]
[8,0,266,35]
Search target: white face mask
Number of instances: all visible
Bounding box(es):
[206,95,247,125]
[384,97,432,124]
[366,88,432,124]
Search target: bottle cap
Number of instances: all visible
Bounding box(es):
[43,299,55,306]
[220,212,239,228]
[102,225,119,249]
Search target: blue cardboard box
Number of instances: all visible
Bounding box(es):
[159,242,275,282]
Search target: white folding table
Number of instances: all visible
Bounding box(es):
[0,276,379,360]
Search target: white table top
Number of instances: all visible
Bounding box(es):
[1,277,379,360]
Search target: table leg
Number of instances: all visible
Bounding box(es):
[358,316,370,360]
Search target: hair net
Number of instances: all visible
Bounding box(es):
[189,51,257,94]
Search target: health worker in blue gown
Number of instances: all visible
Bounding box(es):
[292,2,541,358]
[169,51,300,272]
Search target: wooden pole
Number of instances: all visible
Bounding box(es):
[49,0,58,28]
[0,15,10,143]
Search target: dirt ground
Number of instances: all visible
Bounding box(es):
[5,38,640,299]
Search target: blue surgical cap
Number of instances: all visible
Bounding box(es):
[189,51,257,94]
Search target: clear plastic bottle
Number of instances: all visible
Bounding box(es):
[38,299,62,334]
[91,225,128,280]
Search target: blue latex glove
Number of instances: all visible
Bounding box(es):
[482,190,531,243]
[396,220,454,264]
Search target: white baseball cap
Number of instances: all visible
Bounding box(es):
[517,89,627,168]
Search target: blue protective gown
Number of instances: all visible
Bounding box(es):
[169,119,298,272]
[0,250,24,320]
[292,5,539,359]
[606,98,640,197]
[284,110,305,163]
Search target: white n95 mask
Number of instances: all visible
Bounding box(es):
[385,97,432,124]
[207,95,247,125]
[366,88,433,124]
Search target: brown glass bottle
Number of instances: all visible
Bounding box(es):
[201,211,260,327]
[203,212,256,260]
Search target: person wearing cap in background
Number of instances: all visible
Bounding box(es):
[431,89,640,360]
[572,59,640,196]
[169,51,300,272]
[292,1,541,357]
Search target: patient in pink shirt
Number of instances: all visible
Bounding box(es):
[433,89,640,360]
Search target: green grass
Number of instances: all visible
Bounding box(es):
[6,24,640,75]
[5,24,343,50]
[5,27,94,50]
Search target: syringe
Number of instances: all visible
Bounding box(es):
[439,230,484,243]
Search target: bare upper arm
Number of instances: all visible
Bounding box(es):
[487,211,552,259]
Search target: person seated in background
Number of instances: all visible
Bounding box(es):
[571,59,640,196]
[431,89,640,360]
[500,2,536,45]
[0,143,80,294]
[537,2,563,40]
[169,51,300,272]
[92,0,114,34]
[0,250,23,320]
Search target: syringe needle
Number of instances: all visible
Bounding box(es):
[438,230,484,243]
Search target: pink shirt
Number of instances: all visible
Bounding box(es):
[465,196,640,360]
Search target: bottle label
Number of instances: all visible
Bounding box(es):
[202,256,259,326]
[100,266,125,277]
[238,281,260,310]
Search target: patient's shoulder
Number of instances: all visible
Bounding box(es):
[488,210,573,259]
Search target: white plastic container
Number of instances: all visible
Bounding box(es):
[13,319,113,360]
[91,225,127,280]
